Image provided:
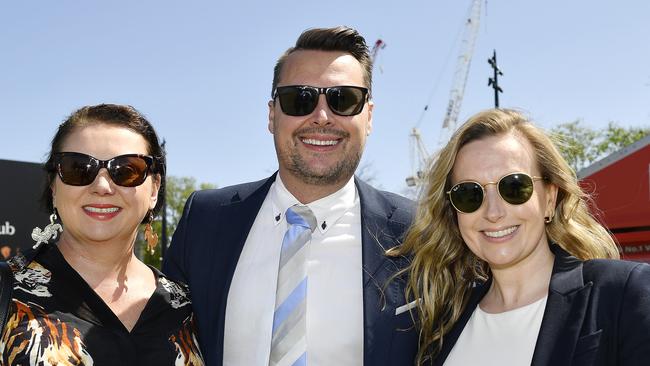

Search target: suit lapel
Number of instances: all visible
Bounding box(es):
[214,174,276,281]
[432,280,491,366]
[356,179,404,286]
[531,244,592,366]
[213,174,276,358]
[356,178,411,365]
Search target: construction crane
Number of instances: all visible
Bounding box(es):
[370,39,387,74]
[406,0,482,187]
[371,39,386,62]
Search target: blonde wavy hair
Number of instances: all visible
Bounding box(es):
[389,109,619,364]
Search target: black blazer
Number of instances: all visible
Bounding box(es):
[433,244,650,366]
[162,174,418,366]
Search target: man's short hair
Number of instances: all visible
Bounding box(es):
[271,26,373,98]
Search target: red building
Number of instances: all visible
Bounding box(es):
[578,134,650,262]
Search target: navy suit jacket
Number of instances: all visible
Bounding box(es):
[163,174,418,366]
[433,244,650,366]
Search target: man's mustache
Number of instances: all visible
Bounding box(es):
[293,127,350,139]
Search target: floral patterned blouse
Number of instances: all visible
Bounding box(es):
[0,244,204,366]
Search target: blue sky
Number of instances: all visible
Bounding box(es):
[2,1,649,194]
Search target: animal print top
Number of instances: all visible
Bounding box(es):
[0,244,204,366]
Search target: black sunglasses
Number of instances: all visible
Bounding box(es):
[274,85,369,117]
[447,172,545,214]
[53,152,155,187]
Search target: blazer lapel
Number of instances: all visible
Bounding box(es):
[356,178,412,365]
[212,174,276,359]
[432,279,491,366]
[531,244,592,366]
[213,174,276,285]
[356,179,407,286]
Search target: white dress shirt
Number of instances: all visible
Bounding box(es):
[223,176,364,366]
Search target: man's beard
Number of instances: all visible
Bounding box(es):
[286,146,361,186]
[275,126,363,186]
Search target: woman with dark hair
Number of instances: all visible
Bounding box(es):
[0,104,204,365]
[390,108,650,365]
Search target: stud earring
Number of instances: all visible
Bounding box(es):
[544,215,553,224]
[144,211,158,255]
[32,212,63,249]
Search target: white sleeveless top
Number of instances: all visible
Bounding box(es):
[444,296,548,366]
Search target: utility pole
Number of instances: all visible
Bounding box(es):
[488,49,503,108]
[160,139,168,261]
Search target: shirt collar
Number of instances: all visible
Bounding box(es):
[270,175,358,234]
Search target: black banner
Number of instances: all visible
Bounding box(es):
[0,159,50,259]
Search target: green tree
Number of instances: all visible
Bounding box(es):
[596,122,650,157]
[550,120,599,172]
[551,121,649,173]
[138,176,217,268]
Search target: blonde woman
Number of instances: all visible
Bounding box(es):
[391,109,650,365]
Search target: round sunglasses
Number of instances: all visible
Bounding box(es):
[446,172,545,214]
[274,85,369,117]
[53,152,155,187]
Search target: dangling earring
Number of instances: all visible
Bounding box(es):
[144,211,158,255]
[32,212,63,249]
[544,215,553,224]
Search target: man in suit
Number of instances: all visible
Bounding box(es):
[163,26,417,366]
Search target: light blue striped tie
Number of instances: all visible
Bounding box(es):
[270,205,317,366]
